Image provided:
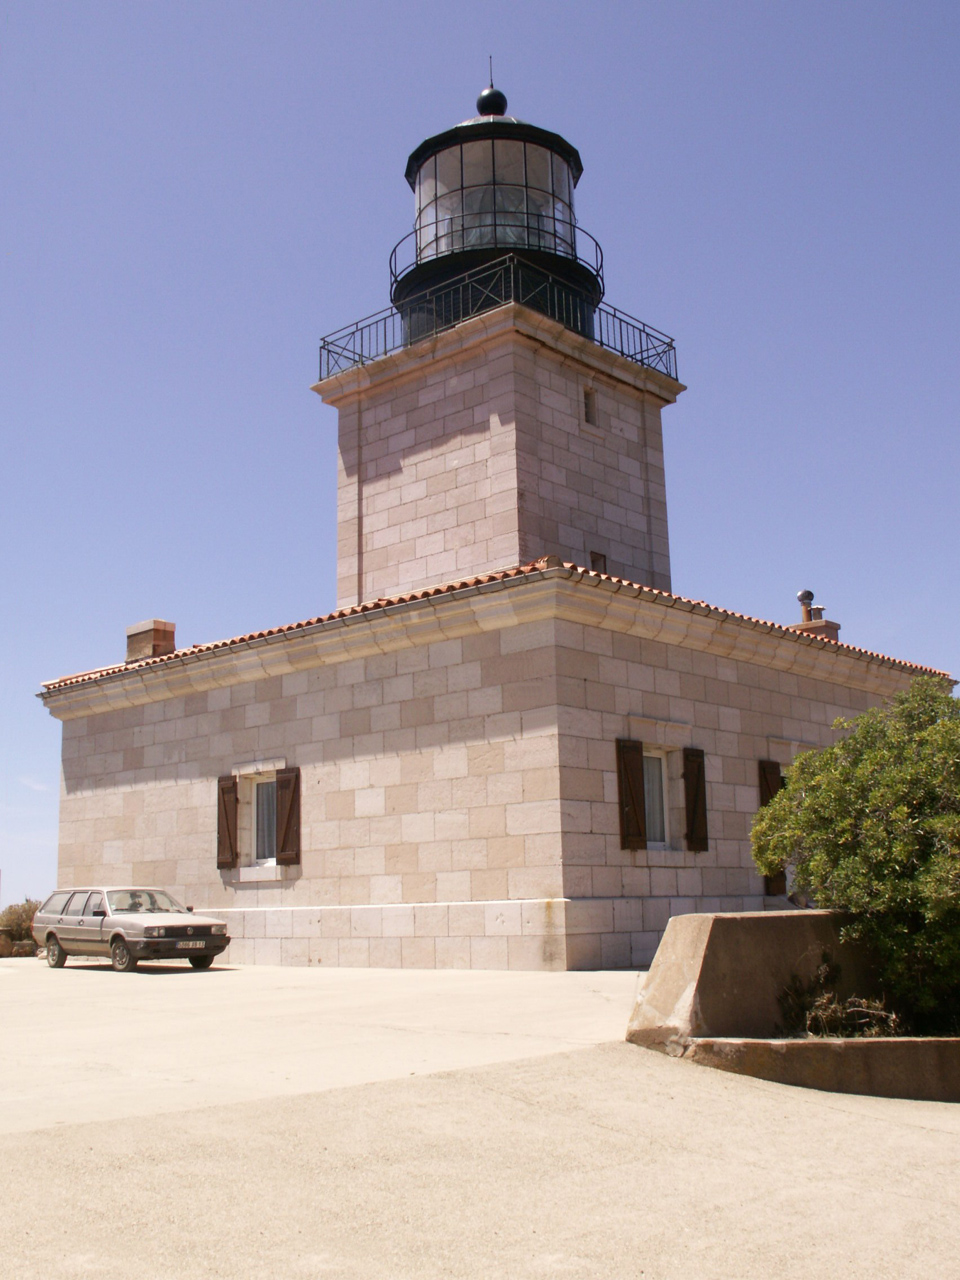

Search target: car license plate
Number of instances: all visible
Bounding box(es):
[176,940,205,950]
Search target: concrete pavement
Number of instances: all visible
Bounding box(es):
[0,957,641,1133]
[1,957,958,1278]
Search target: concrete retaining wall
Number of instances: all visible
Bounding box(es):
[678,1036,960,1103]
[625,909,960,1102]
[626,909,876,1045]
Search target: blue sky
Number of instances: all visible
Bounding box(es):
[2,0,958,907]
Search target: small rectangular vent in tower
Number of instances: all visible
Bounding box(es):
[583,387,598,427]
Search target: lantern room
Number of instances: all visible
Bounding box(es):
[390,85,604,333]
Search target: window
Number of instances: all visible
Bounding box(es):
[255,779,277,862]
[682,747,709,852]
[414,140,576,261]
[589,551,607,574]
[107,889,185,914]
[583,387,598,427]
[758,759,787,894]
[217,766,301,871]
[64,892,90,916]
[643,753,666,844]
[42,891,71,916]
[616,741,668,850]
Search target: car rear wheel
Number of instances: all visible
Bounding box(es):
[111,938,138,972]
[46,936,67,968]
[188,955,215,970]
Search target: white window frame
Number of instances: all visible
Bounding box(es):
[232,759,285,869]
[252,774,278,866]
[642,749,670,850]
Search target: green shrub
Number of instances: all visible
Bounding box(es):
[0,899,41,944]
[752,677,960,1034]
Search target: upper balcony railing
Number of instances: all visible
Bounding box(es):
[390,212,603,295]
[318,255,677,383]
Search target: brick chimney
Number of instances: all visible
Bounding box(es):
[787,590,840,643]
[125,619,176,663]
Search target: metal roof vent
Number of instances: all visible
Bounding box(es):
[788,590,840,643]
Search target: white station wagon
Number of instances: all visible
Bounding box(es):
[32,887,230,972]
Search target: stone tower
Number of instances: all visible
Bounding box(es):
[313,86,683,608]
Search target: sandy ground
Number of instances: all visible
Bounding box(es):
[1,957,958,1278]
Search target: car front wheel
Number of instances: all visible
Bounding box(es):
[46,936,67,968]
[111,938,138,972]
[189,955,215,970]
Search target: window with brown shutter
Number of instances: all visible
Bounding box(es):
[758,758,785,808]
[682,747,709,852]
[217,775,239,869]
[758,759,787,894]
[616,739,647,850]
[275,766,301,866]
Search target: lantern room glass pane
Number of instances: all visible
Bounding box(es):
[462,185,495,247]
[435,190,463,251]
[494,138,525,186]
[525,144,551,193]
[416,157,436,211]
[525,184,554,249]
[436,146,461,197]
[551,155,572,205]
[416,202,437,257]
[494,185,526,246]
[462,139,493,189]
[494,185,525,214]
[436,192,461,218]
[555,199,574,250]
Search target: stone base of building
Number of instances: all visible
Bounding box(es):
[210,896,771,971]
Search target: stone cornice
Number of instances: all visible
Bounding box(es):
[39,566,945,721]
[311,303,685,409]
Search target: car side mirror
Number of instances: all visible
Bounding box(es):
[186,905,194,913]
[92,909,107,918]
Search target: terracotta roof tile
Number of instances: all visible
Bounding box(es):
[40,559,952,694]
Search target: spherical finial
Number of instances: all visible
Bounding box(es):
[477,85,508,116]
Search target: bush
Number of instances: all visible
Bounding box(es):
[776,952,902,1038]
[0,899,41,944]
[752,677,960,1034]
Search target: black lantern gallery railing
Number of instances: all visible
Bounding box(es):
[318,255,677,382]
[389,216,604,296]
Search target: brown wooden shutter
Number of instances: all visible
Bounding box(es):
[682,747,709,852]
[276,766,301,866]
[758,760,787,893]
[217,775,239,869]
[758,759,785,808]
[616,740,647,850]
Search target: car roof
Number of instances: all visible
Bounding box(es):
[43,887,175,901]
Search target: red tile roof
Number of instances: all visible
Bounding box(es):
[40,558,952,694]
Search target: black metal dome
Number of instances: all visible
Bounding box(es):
[477,84,508,116]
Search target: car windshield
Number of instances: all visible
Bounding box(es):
[106,890,186,914]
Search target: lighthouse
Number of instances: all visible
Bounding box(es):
[314,85,682,609]
[39,84,934,977]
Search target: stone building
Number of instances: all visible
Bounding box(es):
[39,87,947,969]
